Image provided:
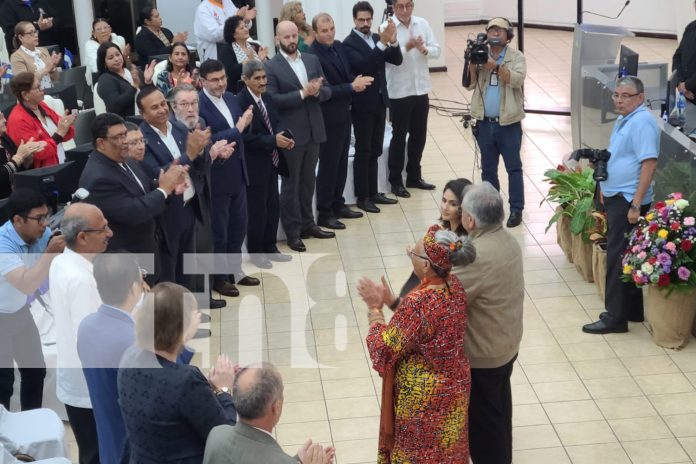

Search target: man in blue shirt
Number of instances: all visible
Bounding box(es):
[0,188,66,410]
[583,76,659,334]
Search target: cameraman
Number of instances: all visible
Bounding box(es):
[582,76,659,335]
[466,18,526,228]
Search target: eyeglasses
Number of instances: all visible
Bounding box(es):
[175,101,199,109]
[94,26,112,33]
[406,245,430,262]
[394,2,414,11]
[355,17,372,23]
[23,214,50,224]
[203,76,227,84]
[21,30,39,36]
[127,138,147,147]
[611,92,641,101]
[82,224,111,233]
[105,132,128,142]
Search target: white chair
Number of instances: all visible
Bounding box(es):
[1,444,70,464]
[0,28,8,64]
[92,82,106,115]
[0,406,68,461]
[151,59,169,88]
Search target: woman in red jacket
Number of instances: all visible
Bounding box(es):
[6,72,76,168]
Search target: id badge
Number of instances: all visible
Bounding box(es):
[490,71,499,87]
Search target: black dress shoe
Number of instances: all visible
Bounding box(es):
[334,206,363,219]
[288,238,306,252]
[300,225,335,239]
[357,199,380,213]
[506,211,523,228]
[582,319,628,334]
[236,275,260,286]
[406,179,436,190]
[391,185,411,198]
[214,281,239,297]
[318,216,346,230]
[209,299,226,309]
[250,255,273,269]
[371,193,398,205]
[599,311,644,323]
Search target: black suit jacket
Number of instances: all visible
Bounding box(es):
[306,40,355,126]
[198,90,249,195]
[97,71,137,118]
[236,87,289,184]
[135,27,174,68]
[78,150,166,256]
[217,42,244,94]
[342,30,403,112]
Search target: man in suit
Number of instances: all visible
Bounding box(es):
[203,363,334,464]
[343,2,403,213]
[198,59,257,298]
[237,59,294,269]
[137,86,211,290]
[78,113,187,283]
[306,13,371,230]
[168,84,235,309]
[265,21,333,252]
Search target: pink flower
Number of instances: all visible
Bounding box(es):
[678,266,691,281]
[672,192,683,200]
[685,217,695,227]
[665,242,677,253]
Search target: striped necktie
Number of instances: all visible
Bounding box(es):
[258,99,279,167]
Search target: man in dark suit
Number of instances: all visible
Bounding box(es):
[137,86,210,290]
[198,59,257,298]
[306,13,371,230]
[237,59,294,269]
[78,113,187,283]
[343,2,403,213]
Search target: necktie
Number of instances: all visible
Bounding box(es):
[121,163,145,193]
[258,99,279,167]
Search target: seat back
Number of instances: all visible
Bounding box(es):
[93,83,106,116]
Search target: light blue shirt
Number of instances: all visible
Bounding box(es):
[601,105,660,203]
[483,47,507,118]
[0,220,52,313]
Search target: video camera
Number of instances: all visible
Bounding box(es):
[383,0,394,19]
[466,33,489,66]
[570,148,611,181]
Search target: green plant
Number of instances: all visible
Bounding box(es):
[541,166,597,241]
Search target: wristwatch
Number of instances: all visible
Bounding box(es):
[215,386,230,395]
[629,203,640,211]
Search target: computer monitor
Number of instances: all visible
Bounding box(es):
[65,143,93,182]
[619,45,639,77]
[13,161,77,211]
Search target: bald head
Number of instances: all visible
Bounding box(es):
[233,363,284,421]
[276,21,299,55]
[60,203,111,254]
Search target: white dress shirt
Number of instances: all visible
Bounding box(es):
[353,28,388,51]
[150,121,195,202]
[49,248,102,409]
[382,15,441,99]
[203,88,235,128]
[279,50,309,87]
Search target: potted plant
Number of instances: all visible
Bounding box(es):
[589,211,608,300]
[621,192,696,349]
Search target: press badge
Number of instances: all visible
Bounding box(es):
[490,71,499,87]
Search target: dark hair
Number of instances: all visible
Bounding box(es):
[352,1,374,18]
[96,41,124,75]
[12,21,33,50]
[91,18,111,41]
[166,42,191,73]
[6,188,46,221]
[135,282,196,352]
[311,13,333,32]
[440,178,472,235]
[233,363,284,420]
[139,6,156,27]
[135,85,162,111]
[223,16,245,44]
[9,72,36,100]
[199,59,225,79]
[93,253,141,306]
[91,112,125,145]
[124,121,140,132]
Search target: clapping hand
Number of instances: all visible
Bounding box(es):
[258,46,269,61]
[158,160,188,194]
[173,31,189,43]
[57,111,76,137]
[380,19,397,45]
[351,75,374,93]
[38,14,54,31]
[414,36,426,54]
[13,137,46,167]
[304,77,323,97]
[0,63,9,79]
[122,43,131,62]
[143,60,157,85]
[50,51,62,70]
[210,139,236,161]
[186,127,211,159]
[356,276,395,309]
[208,354,236,392]
[235,105,254,132]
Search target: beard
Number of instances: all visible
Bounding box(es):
[279,41,297,54]
[358,25,371,35]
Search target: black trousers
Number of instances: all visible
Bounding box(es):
[65,404,100,464]
[0,306,46,411]
[353,105,386,200]
[388,94,429,187]
[159,201,196,289]
[469,354,517,464]
[604,195,650,324]
[317,120,350,216]
[211,187,248,285]
[279,142,320,240]
[246,169,281,253]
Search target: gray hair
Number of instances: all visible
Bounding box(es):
[233,363,283,420]
[60,214,90,247]
[167,83,198,103]
[434,229,476,268]
[615,75,644,94]
[461,182,505,229]
[242,59,265,80]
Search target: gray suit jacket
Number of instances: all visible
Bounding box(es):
[203,423,298,464]
[264,52,331,146]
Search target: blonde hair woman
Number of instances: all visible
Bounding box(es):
[279,1,314,51]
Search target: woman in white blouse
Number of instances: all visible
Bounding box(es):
[10,21,62,90]
[84,18,129,86]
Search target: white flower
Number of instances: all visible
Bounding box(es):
[641,263,654,274]
[674,199,689,210]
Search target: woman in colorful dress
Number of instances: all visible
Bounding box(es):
[357,224,475,463]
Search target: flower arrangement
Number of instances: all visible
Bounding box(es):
[621,192,696,294]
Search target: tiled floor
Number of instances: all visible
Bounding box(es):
[64,27,696,464]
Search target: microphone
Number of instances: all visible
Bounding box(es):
[583,0,630,19]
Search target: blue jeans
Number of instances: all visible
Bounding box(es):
[475,120,524,212]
